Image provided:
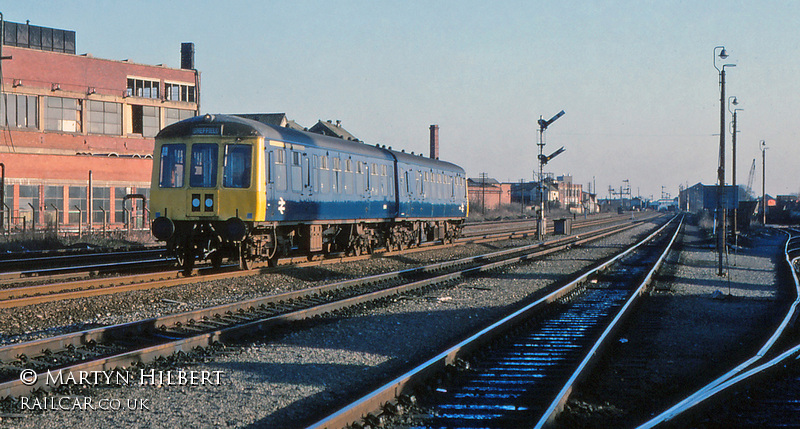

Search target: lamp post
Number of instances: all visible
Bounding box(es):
[714,46,735,276]
[728,96,741,252]
[761,140,767,224]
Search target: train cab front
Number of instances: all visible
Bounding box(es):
[150,118,262,275]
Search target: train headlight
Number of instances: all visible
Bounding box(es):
[204,194,214,212]
[151,217,175,241]
[192,194,201,212]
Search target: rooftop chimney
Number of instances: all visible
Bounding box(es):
[181,42,195,70]
[429,124,439,159]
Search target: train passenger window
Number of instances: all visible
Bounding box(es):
[189,144,218,188]
[292,151,301,166]
[158,144,185,188]
[223,144,251,188]
[276,149,285,164]
[321,156,328,170]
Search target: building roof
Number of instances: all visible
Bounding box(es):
[468,177,501,186]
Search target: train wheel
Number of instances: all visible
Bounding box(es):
[210,251,223,269]
[178,245,194,276]
[239,242,251,270]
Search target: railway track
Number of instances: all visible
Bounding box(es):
[0,213,650,310]
[305,215,682,428]
[0,215,660,399]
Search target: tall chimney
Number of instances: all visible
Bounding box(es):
[429,124,439,159]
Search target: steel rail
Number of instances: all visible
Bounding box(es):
[637,228,800,428]
[304,215,678,429]
[0,215,650,310]
[534,215,683,428]
[0,219,655,398]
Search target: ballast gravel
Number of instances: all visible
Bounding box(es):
[2,216,788,428]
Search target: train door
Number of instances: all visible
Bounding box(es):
[265,148,275,217]
[302,154,311,197]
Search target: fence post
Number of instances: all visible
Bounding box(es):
[74,205,82,238]
[100,205,107,236]
[27,202,36,233]
[50,203,59,235]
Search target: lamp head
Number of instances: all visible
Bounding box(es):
[718,47,728,59]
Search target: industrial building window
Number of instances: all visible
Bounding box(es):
[18,185,39,224]
[127,78,160,99]
[0,93,38,129]
[164,83,196,102]
[164,108,194,127]
[115,187,127,223]
[45,96,80,132]
[92,187,110,224]
[130,105,159,137]
[44,186,64,224]
[87,101,121,135]
[68,186,87,224]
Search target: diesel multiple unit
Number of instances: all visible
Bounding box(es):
[150,114,468,273]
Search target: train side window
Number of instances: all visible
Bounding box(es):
[223,144,251,188]
[189,144,218,188]
[158,144,185,188]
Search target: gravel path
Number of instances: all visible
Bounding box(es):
[1,217,667,428]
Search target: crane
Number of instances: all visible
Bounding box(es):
[746,158,756,196]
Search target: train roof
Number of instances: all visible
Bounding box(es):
[157,114,465,174]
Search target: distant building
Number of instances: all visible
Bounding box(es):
[678,182,741,212]
[555,175,582,211]
[0,20,199,232]
[467,177,511,211]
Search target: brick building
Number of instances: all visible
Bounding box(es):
[467,177,511,212]
[0,19,199,232]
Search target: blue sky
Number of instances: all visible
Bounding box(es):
[4,1,799,199]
